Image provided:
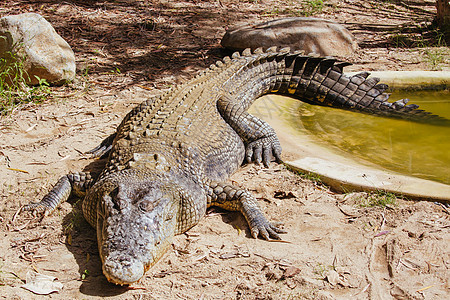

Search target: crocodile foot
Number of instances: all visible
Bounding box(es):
[246,207,286,240]
[21,202,52,219]
[238,189,286,240]
[245,134,282,167]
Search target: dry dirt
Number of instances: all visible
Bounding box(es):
[0,0,449,299]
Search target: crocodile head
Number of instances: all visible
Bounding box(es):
[96,181,179,285]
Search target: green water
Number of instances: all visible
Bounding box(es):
[297,90,450,185]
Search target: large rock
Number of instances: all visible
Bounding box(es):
[221,18,357,57]
[0,13,75,85]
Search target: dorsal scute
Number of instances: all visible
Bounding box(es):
[293,49,305,55]
[307,52,320,58]
[374,83,388,92]
[333,61,352,72]
[195,70,205,78]
[232,51,240,59]
[354,71,370,79]
[254,47,264,54]
[242,48,252,56]
[318,58,338,74]
[145,94,159,106]
[392,98,409,109]
[275,49,290,62]
[266,46,277,53]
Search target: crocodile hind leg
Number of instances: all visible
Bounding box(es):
[22,172,94,216]
[217,95,282,167]
[207,181,286,239]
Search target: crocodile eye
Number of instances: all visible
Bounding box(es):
[138,199,155,212]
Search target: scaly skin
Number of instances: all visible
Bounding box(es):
[23,47,448,285]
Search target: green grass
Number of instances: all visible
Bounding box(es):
[285,164,324,185]
[299,171,322,184]
[302,0,325,17]
[389,33,416,48]
[0,47,52,115]
[422,47,449,71]
[312,262,333,278]
[357,190,398,207]
[387,25,448,71]
[264,0,325,17]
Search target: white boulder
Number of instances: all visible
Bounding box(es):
[0,13,75,85]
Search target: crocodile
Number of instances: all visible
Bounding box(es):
[23,47,448,285]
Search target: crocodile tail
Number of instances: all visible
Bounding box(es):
[253,48,450,126]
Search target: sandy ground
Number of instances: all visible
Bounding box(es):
[0,0,449,299]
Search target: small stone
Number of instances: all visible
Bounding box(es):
[235,279,255,291]
[285,277,297,289]
[283,266,301,278]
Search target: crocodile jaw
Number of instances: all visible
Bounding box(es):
[96,182,177,285]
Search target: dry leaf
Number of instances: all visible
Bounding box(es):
[325,270,340,286]
[21,271,63,295]
[25,124,38,132]
[374,230,389,237]
[7,168,29,174]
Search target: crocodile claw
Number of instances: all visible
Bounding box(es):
[245,135,282,167]
[21,175,73,219]
[250,221,286,240]
[21,202,52,218]
[244,206,286,240]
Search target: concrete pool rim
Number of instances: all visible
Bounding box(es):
[264,71,450,203]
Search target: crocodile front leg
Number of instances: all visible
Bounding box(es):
[207,181,285,239]
[217,95,282,167]
[22,172,95,216]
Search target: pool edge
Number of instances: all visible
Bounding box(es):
[286,157,450,202]
[258,71,450,203]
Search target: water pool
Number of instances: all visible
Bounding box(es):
[290,90,450,185]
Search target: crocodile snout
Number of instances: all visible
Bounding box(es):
[102,256,145,285]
